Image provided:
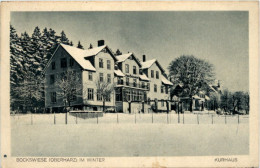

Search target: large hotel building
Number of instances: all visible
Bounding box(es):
[44,40,173,113]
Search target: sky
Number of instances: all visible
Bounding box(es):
[11,11,249,92]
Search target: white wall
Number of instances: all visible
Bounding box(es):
[146,62,170,111]
[82,49,116,108]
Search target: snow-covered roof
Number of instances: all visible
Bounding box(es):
[141,59,156,69]
[61,43,106,58]
[114,69,125,77]
[208,85,217,93]
[205,95,210,100]
[84,45,107,58]
[161,75,173,86]
[116,53,132,62]
[139,74,150,81]
[193,95,201,99]
[61,44,96,71]
[141,59,166,74]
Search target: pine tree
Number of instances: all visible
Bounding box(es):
[10,25,25,111]
[77,41,84,49]
[41,28,50,69]
[115,49,122,56]
[69,41,73,46]
[31,26,43,76]
[88,43,93,49]
[48,28,58,60]
[59,30,70,45]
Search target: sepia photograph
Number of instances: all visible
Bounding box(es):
[1,1,259,168]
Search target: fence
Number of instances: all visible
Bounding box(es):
[11,112,249,126]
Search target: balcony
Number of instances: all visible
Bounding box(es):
[117,80,124,85]
[116,81,149,90]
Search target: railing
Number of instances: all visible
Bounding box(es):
[116,81,149,89]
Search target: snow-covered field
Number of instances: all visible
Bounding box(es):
[11,113,249,157]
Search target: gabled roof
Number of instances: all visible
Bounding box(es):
[116,53,132,62]
[141,59,156,69]
[43,43,117,73]
[161,75,173,86]
[139,74,150,81]
[141,59,165,73]
[61,44,96,71]
[208,85,218,93]
[116,53,142,67]
[61,43,106,58]
[114,69,125,77]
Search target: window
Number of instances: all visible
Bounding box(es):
[107,60,111,70]
[148,98,151,105]
[88,71,93,81]
[161,100,164,107]
[50,75,55,85]
[141,82,145,88]
[147,83,150,91]
[125,64,129,73]
[60,58,67,68]
[133,66,137,74]
[133,79,137,87]
[69,58,74,67]
[118,77,124,85]
[123,89,131,102]
[154,84,157,92]
[156,71,159,79]
[126,77,129,86]
[127,90,131,101]
[139,69,143,75]
[106,95,111,102]
[99,73,103,82]
[50,92,56,103]
[51,62,55,70]
[151,70,154,78]
[165,86,168,94]
[88,88,94,100]
[116,88,122,101]
[133,90,137,101]
[161,85,164,93]
[99,58,103,68]
[107,74,111,83]
[97,93,102,101]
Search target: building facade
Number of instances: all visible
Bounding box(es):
[44,40,173,113]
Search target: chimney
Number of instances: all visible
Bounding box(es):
[97,40,105,47]
[143,55,146,62]
[217,80,221,87]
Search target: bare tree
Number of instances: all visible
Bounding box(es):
[55,70,82,111]
[95,79,115,112]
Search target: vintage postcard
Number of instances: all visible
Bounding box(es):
[0,1,259,168]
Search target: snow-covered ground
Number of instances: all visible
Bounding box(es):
[11,112,248,125]
[11,113,249,157]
